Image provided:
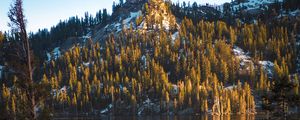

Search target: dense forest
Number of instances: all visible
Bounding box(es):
[0,0,299,119]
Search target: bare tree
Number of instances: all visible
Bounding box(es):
[8,0,36,119]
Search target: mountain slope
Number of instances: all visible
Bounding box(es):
[93,0,178,42]
[1,0,299,118]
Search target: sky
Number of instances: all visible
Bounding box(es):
[0,0,230,33]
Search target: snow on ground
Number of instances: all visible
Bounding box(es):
[122,11,142,29]
[141,55,147,69]
[233,46,256,72]
[83,62,91,67]
[114,23,122,32]
[296,41,300,46]
[81,32,92,43]
[278,9,300,18]
[138,98,152,115]
[224,85,237,90]
[233,46,275,77]
[51,86,67,97]
[103,11,142,33]
[162,16,170,30]
[171,31,179,44]
[171,84,178,95]
[259,61,274,77]
[104,25,109,29]
[233,46,250,59]
[100,104,113,114]
[232,0,283,11]
[46,53,51,61]
[137,98,160,115]
[233,46,252,68]
[290,9,300,16]
[150,15,173,31]
[60,86,67,92]
[82,59,95,67]
[137,20,146,30]
[53,47,61,59]
[47,47,61,62]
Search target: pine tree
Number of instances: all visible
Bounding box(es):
[131,94,137,115]
[2,84,10,117]
[0,31,4,44]
[220,60,229,83]
[274,60,283,81]
[42,74,49,85]
[76,81,82,99]
[102,9,108,24]
[11,94,16,119]
[229,26,236,46]
[165,91,170,113]
[173,98,178,114]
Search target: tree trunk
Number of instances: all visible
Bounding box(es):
[8,0,37,119]
[22,18,37,120]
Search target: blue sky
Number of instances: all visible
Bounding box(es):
[0,0,230,32]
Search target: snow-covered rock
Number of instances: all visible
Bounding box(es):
[100,104,113,114]
[83,61,94,67]
[122,11,142,29]
[47,47,61,62]
[232,0,283,11]
[141,55,147,69]
[171,31,179,44]
[290,9,300,16]
[259,61,274,77]
[233,46,250,59]
[233,46,252,70]
[225,85,237,90]
[60,86,67,92]
[98,10,142,36]
[170,84,178,96]
[51,86,67,97]
[278,9,300,18]
[137,98,160,115]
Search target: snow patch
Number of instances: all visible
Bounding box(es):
[137,98,160,115]
[60,86,67,92]
[46,47,61,62]
[225,85,237,90]
[259,61,274,77]
[100,104,113,114]
[233,46,251,60]
[232,0,283,11]
[162,17,170,30]
[141,55,147,69]
[278,9,300,18]
[53,47,61,59]
[233,46,252,70]
[122,11,142,29]
[114,23,122,32]
[51,86,67,97]
[83,62,91,67]
[171,31,179,44]
[290,9,300,16]
[171,84,179,95]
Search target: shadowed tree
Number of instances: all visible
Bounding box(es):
[7,0,37,119]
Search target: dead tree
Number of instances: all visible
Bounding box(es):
[8,0,36,119]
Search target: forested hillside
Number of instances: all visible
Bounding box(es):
[0,0,299,119]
